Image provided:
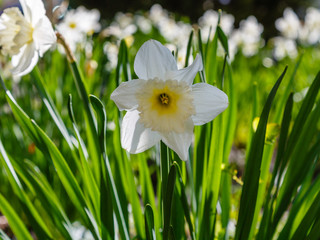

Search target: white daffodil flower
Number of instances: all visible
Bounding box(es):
[0,0,56,76]
[111,40,228,161]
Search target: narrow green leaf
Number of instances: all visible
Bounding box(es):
[174,162,195,240]
[217,26,229,56]
[256,93,294,240]
[163,163,177,240]
[0,194,34,240]
[185,30,194,68]
[31,67,75,151]
[235,67,287,240]
[145,204,155,240]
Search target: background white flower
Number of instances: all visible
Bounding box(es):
[56,6,101,52]
[0,0,56,76]
[275,8,301,40]
[111,40,228,160]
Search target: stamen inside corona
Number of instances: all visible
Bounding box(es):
[136,78,195,133]
[159,93,169,105]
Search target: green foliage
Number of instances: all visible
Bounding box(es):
[0,24,319,240]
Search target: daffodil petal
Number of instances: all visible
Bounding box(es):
[165,54,203,85]
[110,79,146,111]
[33,17,56,57]
[20,0,46,26]
[121,110,161,154]
[11,42,38,76]
[191,83,229,125]
[134,39,177,80]
[160,119,193,161]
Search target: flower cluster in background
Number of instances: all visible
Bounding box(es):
[271,7,320,60]
[1,2,319,76]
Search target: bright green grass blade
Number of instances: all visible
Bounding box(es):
[14,160,73,240]
[273,86,320,230]
[163,163,177,240]
[256,93,294,240]
[290,190,320,240]
[138,153,161,239]
[89,95,115,240]
[282,71,320,167]
[234,67,287,240]
[0,193,34,240]
[31,66,75,152]
[30,120,101,239]
[217,26,229,57]
[205,30,218,85]
[68,95,100,220]
[91,95,141,239]
[185,30,194,68]
[69,61,101,183]
[278,173,320,240]
[220,60,237,236]
[273,54,303,123]
[145,204,155,240]
[306,217,320,240]
[198,192,214,240]
[174,162,195,240]
[0,139,54,240]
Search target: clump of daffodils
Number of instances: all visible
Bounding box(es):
[0,0,56,76]
[56,6,101,52]
[111,40,228,160]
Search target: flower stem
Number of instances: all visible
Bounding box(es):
[160,141,171,239]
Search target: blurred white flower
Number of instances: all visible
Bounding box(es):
[111,40,228,160]
[149,4,169,24]
[0,0,56,76]
[56,6,101,51]
[299,7,320,45]
[103,42,119,70]
[226,16,263,58]
[275,8,301,39]
[69,221,94,240]
[238,16,264,57]
[103,12,137,41]
[272,37,298,61]
[198,10,234,40]
[135,15,152,34]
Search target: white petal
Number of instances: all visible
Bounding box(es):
[110,79,146,111]
[134,39,177,80]
[11,43,38,76]
[121,110,161,154]
[191,83,229,125]
[160,119,194,161]
[20,0,46,26]
[165,54,203,85]
[33,16,56,57]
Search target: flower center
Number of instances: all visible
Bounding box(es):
[136,78,195,133]
[69,22,77,29]
[159,93,169,105]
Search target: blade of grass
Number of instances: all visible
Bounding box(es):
[145,204,156,240]
[234,66,287,240]
[0,193,34,240]
[163,163,177,240]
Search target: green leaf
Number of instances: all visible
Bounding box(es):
[0,193,34,240]
[145,204,155,240]
[217,26,229,57]
[185,30,194,68]
[174,163,195,240]
[235,67,287,240]
[163,163,177,240]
